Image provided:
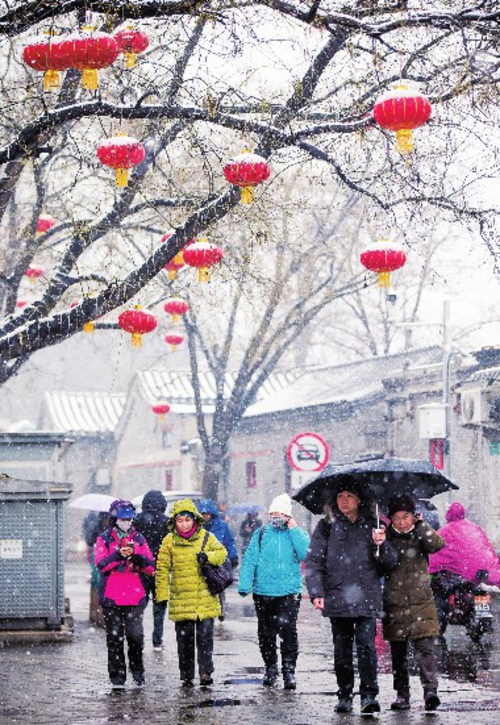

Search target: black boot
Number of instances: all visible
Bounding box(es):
[262,664,279,687]
[282,661,296,690]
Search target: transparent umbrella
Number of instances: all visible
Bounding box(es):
[69,493,115,512]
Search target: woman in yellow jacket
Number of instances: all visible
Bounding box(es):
[156,499,227,687]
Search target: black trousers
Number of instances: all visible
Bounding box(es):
[174,618,214,680]
[330,617,378,700]
[390,637,438,696]
[103,605,145,685]
[253,594,301,668]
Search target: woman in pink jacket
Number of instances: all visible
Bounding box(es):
[429,502,500,585]
[95,499,155,690]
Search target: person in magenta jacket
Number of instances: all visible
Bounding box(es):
[95,499,155,690]
[429,502,500,585]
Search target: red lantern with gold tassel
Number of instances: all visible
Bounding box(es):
[25,267,43,285]
[118,306,157,347]
[97,135,145,188]
[165,331,184,352]
[161,232,186,280]
[23,36,69,91]
[223,150,271,204]
[360,239,407,287]
[152,402,170,421]
[163,297,189,324]
[61,28,120,91]
[373,84,432,154]
[36,213,56,235]
[114,26,149,68]
[183,238,223,283]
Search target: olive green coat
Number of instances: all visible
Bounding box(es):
[155,499,227,622]
[383,520,445,641]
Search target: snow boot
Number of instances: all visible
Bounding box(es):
[262,664,279,687]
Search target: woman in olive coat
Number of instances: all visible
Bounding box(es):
[155,499,227,687]
[383,495,445,713]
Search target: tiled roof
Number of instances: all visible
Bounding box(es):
[244,347,442,417]
[45,391,126,434]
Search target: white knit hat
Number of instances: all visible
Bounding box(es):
[269,494,292,517]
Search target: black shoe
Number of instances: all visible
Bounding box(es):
[111,683,125,691]
[335,698,353,713]
[132,673,145,687]
[391,695,410,711]
[262,664,279,687]
[283,670,296,690]
[200,673,214,687]
[360,698,380,715]
[182,679,194,688]
[424,692,440,711]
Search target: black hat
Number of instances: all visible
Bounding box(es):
[336,482,364,500]
[388,495,416,518]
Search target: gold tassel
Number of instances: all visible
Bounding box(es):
[131,332,143,347]
[395,128,413,154]
[115,168,129,187]
[125,51,136,68]
[378,271,391,287]
[198,267,210,283]
[43,69,60,91]
[83,321,95,334]
[241,186,254,204]
[81,68,98,91]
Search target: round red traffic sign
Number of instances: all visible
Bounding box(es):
[287,431,330,472]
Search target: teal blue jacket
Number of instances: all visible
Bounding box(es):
[238,524,310,597]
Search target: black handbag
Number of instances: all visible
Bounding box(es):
[198,531,234,595]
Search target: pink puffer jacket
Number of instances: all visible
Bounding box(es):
[429,503,500,585]
[95,526,155,606]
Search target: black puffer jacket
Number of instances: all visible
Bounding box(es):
[134,490,169,560]
[305,510,397,618]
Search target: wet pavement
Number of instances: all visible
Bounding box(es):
[2,562,500,724]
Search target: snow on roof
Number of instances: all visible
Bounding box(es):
[244,347,442,417]
[45,391,126,434]
[461,365,500,386]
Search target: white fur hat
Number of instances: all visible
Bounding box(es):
[269,493,292,517]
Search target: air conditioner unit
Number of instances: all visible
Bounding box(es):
[460,389,489,425]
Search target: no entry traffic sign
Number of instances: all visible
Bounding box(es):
[287,431,329,472]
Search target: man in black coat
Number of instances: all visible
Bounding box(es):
[134,490,169,650]
[305,484,397,715]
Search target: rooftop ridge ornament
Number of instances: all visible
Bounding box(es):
[373,83,432,154]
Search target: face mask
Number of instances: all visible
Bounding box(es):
[270,516,286,529]
[116,519,132,532]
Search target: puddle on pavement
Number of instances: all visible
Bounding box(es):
[184,697,256,709]
[224,677,262,685]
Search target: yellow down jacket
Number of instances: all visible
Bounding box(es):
[155,498,227,621]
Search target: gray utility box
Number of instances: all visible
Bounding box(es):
[0,475,72,631]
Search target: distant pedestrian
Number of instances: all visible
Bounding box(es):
[82,510,109,626]
[239,511,262,557]
[305,485,397,714]
[199,499,239,620]
[238,494,310,690]
[155,499,227,687]
[95,499,155,690]
[383,495,445,712]
[134,490,169,650]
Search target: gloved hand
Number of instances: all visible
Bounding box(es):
[197,552,208,564]
[230,557,239,569]
[130,554,144,568]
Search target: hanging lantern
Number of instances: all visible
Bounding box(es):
[25,267,43,285]
[163,297,189,324]
[36,213,56,235]
[152,402,170,421]
[161,232,190,280]
[360,239,407,287]
[16,300,28,309]
[118,305,157,347]
[114,26,149,68]
[22,36,69,91]
[223,150,271,204]
[183,238,223,283]
[97,135,145,188]
[61,28,120,91]
[373,84,432,154]
[165,331,184,352]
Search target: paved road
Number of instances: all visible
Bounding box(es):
[1,562,500,724]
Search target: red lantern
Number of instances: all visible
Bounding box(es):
[163,297,189,324]
[223,150,271,204]
[165,332,184,352]
[114,27,149,68]
[16,300,28,309]
[25,267,43,285]
[360,239,407,287]
[118,306,157,347]
[183,238,223,283]
[161,232,186,280]
[23,37,69,91]
[373,84,432,154]
[36,213,56,235]
[61,28,120,90]
[152,403,170,421]
[97,135,145,188]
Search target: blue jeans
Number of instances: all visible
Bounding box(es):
[330,617,378,701]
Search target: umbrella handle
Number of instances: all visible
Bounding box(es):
[375,503,380,558]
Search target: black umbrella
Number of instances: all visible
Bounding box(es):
[292,457,459,516]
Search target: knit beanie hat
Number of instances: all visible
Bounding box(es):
[388,494,416,518]
[269,494,292,517]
